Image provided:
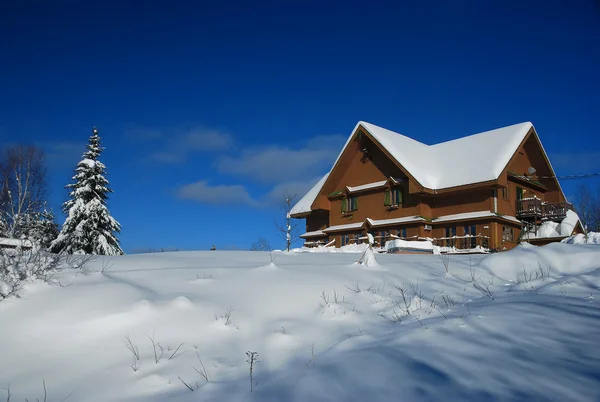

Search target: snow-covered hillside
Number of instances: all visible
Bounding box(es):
[1,244,599,401]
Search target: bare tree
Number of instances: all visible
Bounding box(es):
[250,237,271,251]
[0,145,48,238]
[573,183,600,232]
[274,192,302,252]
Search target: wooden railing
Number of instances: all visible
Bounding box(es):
[516,199,573,221]
[432,235,489,250]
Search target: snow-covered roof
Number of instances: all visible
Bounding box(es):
[346,180,388,193]
[0,237,33,248]
[433,211,521,224]
[360,121,533,190]
[323,222,365,232]
[300,230,326,238]
[292,121,539,215]
[290,173,330,216]
[367,216,426,227]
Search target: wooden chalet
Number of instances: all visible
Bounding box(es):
[291,121,583,251]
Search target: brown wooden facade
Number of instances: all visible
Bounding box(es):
[293,123,580,251]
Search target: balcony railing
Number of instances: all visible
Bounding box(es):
[516,198,573,221]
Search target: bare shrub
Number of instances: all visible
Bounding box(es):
[215,307,235,326]
[246,351,259,392]
[440,294,457,309]
[194,352,211,383]
[440,254,450,275]
[146,333,164,364]
[393,284,412,316]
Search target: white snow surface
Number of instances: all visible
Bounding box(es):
[367,215,426,227]
[0,237,33,248]
[346,180,388,193]
[300,230,326,238]
[562,231,600,245]
[384,238,434,252]
[434,210,519,223]
[1,246,600,401]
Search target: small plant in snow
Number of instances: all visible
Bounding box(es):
[246,351,259,393]
[193,352,211,383]
[0,248,63,302]
[440,254,450,275]
[320,290,330,306]
[145,332,164,364]
[345,282,362,293]
[168,342,186,360]
[394,284,412,316]
[410,280,424,310]
[123,335,140,371]
[216,307,235,326]
[306,343,316,366]
[440,294,457,309]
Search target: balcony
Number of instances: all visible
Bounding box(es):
[516,198,573,221]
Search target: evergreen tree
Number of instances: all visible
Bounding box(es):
[51,127,124,255]
[27,206,59,249]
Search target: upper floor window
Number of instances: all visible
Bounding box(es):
[501,187,509,199]
[516,186,524,200]
[341,196,358,213]
[384,187,403,206]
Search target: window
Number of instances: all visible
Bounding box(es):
[445,227,456,247]
[398,228,407,238]
[354,233,362,244]
[464,224,477,248]
[342,196,358,213]
[380,231,389,245]
[502,226,514,242]
[501,187,509,199]
[341,233,350,246]
[384,187,403,206]
[516,186,524,200]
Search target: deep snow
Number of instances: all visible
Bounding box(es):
[1,244,599,401]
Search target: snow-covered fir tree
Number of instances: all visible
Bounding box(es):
[27,206,59,249]
[51,127,124,255]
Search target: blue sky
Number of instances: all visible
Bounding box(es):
[1,1,599,252]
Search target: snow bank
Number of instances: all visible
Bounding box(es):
[384,238,434,252]
[1,248,600,401]
[292,243,370,253]
[561,231,600,245]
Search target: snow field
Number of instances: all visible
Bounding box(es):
[1,244,599,401]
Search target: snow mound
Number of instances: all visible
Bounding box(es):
[385,239,434,252]
[293,243,371,253]
[562,231,600,245]
[2,248,600,401]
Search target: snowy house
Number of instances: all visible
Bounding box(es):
[291,121,583,251]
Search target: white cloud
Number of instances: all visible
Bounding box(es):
[128,126,234,164]
[549,151,600,174]
[177,180,258,206]
[263,176,324,205]
[38,141,86,170]
[217,134,345,184]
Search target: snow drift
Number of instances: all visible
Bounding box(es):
[1,245,599,401]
